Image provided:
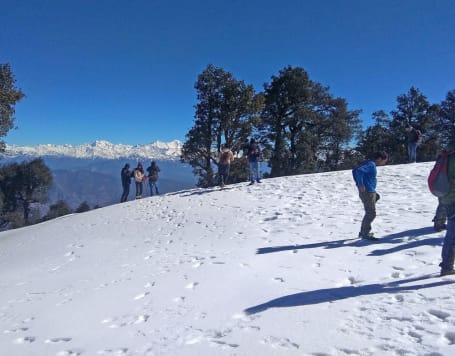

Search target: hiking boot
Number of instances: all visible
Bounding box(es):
[440,269,455,277]
[256,179,261,183]
[434,224,447,232]
[359,232,378,240]
[249,181,255,185]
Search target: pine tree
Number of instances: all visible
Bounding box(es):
[439,90,455,147]
[389,87,440,162]
[261,66,361,176]
[0,63,25,152]
[45,200,72,220]
[182,64,260,187]
[0,159,52,227]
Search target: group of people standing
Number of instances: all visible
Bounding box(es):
[216,138,263,187]
[120,137,262,202]
[121,161,161,202]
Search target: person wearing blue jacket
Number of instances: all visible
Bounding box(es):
[352,151,388,240]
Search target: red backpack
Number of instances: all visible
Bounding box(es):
[428,151,451,197]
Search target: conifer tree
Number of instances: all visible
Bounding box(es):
[0,158,52,227]
[0,63,25,152]
[182,64,260,187]
[439,90,455,147]
[261,66,361,176]
[45,200,72,220]
[389,87,440,162]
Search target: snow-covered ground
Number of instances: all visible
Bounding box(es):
[0,162,453,356]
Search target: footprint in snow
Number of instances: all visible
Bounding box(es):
[407,330,423,342]
[209,340,239,349]
[428,309,451,321]
[133,292,150,300]
[185,282,199,289]
[3,327,28,333]
[444,331,455,345]
[45,337,72,344]
[391,266,405,271]
[97,348,129,355]
[56,350,84,356]
[260,336,299,350]
[173,296,185,303]
[336,276,359,287]
[13,336,36,344]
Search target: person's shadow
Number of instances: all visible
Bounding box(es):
[244,274,454,315]
[166,186,236,197]
[256,238,358,254]
[256,227,438,255]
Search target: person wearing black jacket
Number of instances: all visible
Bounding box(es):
[120,163,132,202]
[405,124,422,163]
[146,161,160,195]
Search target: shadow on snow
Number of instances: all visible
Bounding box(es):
[244,274,454,315]
[256,227,441,255]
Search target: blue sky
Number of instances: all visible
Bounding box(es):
[1,0,454,146]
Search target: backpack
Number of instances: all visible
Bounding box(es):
[149,172,158,182]
[428,151,451,197]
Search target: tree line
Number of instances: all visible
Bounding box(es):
[1,62,454,227]
[182,64,455,187]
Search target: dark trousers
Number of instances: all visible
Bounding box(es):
[441,219,455,272]
[359,191,377,236]
[441,205,455,272]
[121,183,130,202]
[434,198,447,229]
[218,164,230,185]
[135,182,143,197]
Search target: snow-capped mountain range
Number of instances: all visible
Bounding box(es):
[1,140,194,209]
[3,140,183,160]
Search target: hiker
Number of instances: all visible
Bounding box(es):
[352,151,388,240]
[146,161,160,195]
[405,124,422,163]
[132,162,145,199]
[247,138,261,185]
[120,163,132,202]
[218,145,234,187]
[439,138,455,276]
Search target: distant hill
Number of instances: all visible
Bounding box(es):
[1,140,196,209]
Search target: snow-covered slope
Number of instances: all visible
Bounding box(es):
[3,140,183,160]
[0,162,453,356]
